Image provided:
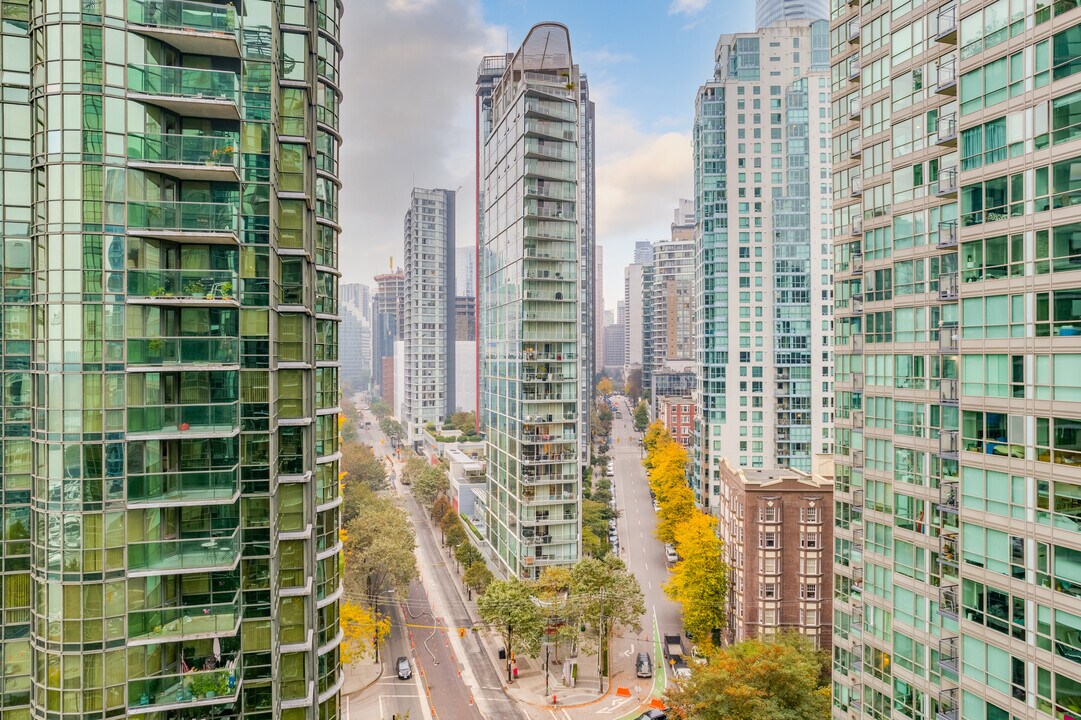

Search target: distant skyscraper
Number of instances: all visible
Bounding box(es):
[693,20,833,513]
[577,75,598,466]
[594,245,606,382]
[403,188,456,446]
[372,270,405,395]
[479,23,587,579]
[624,262,648,379]
[755,0,827,28]
[603,323,626,372]
[341,305,373,391]
[634,240,654,265]
[651,233,695,368]
[456,246,476,298]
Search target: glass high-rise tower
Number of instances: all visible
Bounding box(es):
[0,2,344,718]
[831,0,1081,716]
[479,23,589,579]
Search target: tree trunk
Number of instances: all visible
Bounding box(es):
[506,626,514,682]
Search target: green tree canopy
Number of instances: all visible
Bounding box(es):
[477,578,545,680]
[343,495,418,603]
[570,555,645,670]
[664,632,830,720]
[463,561,494,597]
[633,400,650,432]
[341,441,386,492]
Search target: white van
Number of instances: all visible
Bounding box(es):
[664,544,679,564]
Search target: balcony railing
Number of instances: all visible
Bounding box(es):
[937,167,958,197]
[128,200,239,237]
[848,95,860,119]
[851,175,863,197]
[940,530,959,569]
[850,254,864,275]
[851,215,863,236]
[127,269,237,301]
[127,336,240,367]
[939,585,959,621]
[848,56,861,81]
[128,63,239,103]
[851,294,864,314]
[852,449,865,468]
[938,688,959,720]
[936,113,958,146]
[128,527,240,574]
[940,429,960,459]
[850,134,862,158]
[939,322,959,353]
[851,334,864,354]
[936,5,958,43]
[848,19,860,42]
[938,636,959,674]
[852,410,864,429]
[939,479,959,515]
[128,133,238,170]
[127,468,239,505]
[128,0,238,35]
[128,590,241,643]
[127,402,239,436]
[938,272,959,300]
[940,377,959,405]
[128,665,239,712]
[937,220,958,248]
[936,56,957,94]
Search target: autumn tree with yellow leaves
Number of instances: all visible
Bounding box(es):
[340,601,392,664]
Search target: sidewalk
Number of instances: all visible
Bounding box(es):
[340,659,381,696]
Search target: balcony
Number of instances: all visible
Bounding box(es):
[852,371,864,391]
[939,322,959,353]
[851,215,863,236]
[128,527,241,575]
[127,402,239,439]
[937,167,958,197]
[521,512,577,526]
[848,56,861,81]
[521,431,576,445]
[127,336,240,368]
[938,584,959,621]
[128,200,239,244]
[128,591,241,644]
[521,450,577,465]
[524,138,576,162]
[936,113,958,146]
[128,133,239,181]
[938,688,959,720]
[938,272,959,300]
[850,135,862,158]
[940,530,959,570]
[848,18,860,42]
[850,175,863,197]
[851,334,864,354]
[851,293,864,314]
[525,118,576,142]
[128,665,240,715]
[127,269,238,305]
[521,533,553,546]
[127,468,239,506]
[852,409,865,429]
[852,449,865,468]
[522,471,577,486]
[128,64,240,120]
[939,429,960,460]
[128,0,240,57]
[852,526,865,548]
[848,95,860,119]
[937,220,958,248]
[938,636,959,674]
[940,377,959,405]
[936,56,957,94]
[935,5,958,43]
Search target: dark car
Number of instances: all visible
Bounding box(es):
[636,651,653,678]
[634,710,667,720]
[396,656,412,680]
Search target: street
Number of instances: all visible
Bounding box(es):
[607,396,684,688]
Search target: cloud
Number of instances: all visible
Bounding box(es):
[581,47,634,65]
[668,0,709,15]
[338,0,503,284]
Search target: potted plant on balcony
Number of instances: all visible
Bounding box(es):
[207,145,235,166]
[185,280,205,298]
[190,671,230,699]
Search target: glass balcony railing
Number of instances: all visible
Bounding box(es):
[128,64,239,103]
[128,269,237,300]
[129,0,238,35]
[127,337,239,367]
[127,468,239,504]
[128,665,239,710]
[128,133,238,169]
[128,591,241,642]
[128,201,239,236]
[127,402,239,435]
[128,527,240,574]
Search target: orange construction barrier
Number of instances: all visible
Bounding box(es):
[650,698,666,709]
[616,687,631,697]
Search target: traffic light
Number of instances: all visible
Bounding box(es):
[459,627,466,638]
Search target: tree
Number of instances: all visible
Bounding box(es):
[340,441,386,492]
[633,400,650,432]
[463,561,494,598]
[455,542,484,570]
[379,416,403,440]
[623,368,643,403]
[596,377,614,398]
[343,497,418,603]
[581,499,614,558]
[655,482,697,545]
[369,398,392,419]
[444,520,468,549]
[642,420,671,459]
[477,578,545,681]
[664,511,728,652]
[413,464,449,509]
[431,496,453,526]
[570,555,645,675]
[446,411,478,433]
[664,633,830,720]
[340,601,391,665]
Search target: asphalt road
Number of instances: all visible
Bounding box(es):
[608,396,685,684]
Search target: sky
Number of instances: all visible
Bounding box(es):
[339,0,757,313]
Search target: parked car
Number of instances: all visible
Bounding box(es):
[636,652,653,678]
[665,544,680,564]
[608,519,617,531]
[634,710,667,720]
[396,656,412,680]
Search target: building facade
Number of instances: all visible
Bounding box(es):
[624,262,647,376]
[402,187,456,446]
[371,269,404,396]
[0,1,345,718]
[693,20,834,515]
[831,0,1081,716]
[478,23,587,579]
[651,234,695,370]
[715,457,833,648]
[658,396,697,449]
[603,323,626,372]
[340,304,372,392]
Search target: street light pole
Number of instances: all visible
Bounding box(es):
[545,643,551,698]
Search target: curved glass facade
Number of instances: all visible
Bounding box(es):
[0,2,344,719]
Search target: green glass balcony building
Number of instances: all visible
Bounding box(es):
[0,1,344,719]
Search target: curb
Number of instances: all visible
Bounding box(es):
[504,672,619,710]
[342,661,383,697]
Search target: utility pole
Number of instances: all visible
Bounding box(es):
[598,588,605,694]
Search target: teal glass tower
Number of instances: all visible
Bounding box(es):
[0,2,344,719]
